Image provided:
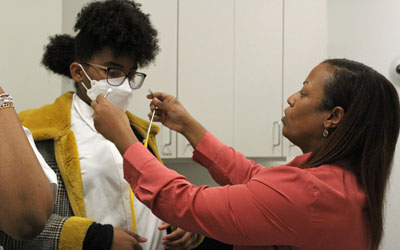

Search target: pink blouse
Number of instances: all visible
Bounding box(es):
[123,131,370,250]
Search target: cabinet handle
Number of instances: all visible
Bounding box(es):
[162,129,172,156]
[273,121,281,147]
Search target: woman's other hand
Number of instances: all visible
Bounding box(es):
[111,227,147,250]
[91,94,138,154]
[158,222,200,249]
[147,92,206,148]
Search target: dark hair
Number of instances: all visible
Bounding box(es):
[41,0,159,79]
[306,58,400,250]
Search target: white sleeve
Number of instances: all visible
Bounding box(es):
[23,126,58,202]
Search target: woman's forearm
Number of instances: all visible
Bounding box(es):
[0,88,53,239]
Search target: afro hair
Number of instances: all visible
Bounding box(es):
[74,0,159,67]
[41,34,75,78]
[42,0,159,78]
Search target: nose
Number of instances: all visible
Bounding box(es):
[287,93,296,107]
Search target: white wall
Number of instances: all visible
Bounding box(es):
[0,1,62,112]
[328,1,400,249]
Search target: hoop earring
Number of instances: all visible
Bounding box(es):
[322,128,329,138]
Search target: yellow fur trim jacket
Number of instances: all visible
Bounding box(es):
[9,92,161,249]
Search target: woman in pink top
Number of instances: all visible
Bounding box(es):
[90,58,400,250]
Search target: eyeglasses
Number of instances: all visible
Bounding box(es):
[86,63,146,89]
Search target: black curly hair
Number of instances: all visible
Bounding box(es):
[42,0,159,79]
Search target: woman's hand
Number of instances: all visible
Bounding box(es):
[91,95,138,154]
[111,227,147,250]
[147,92,193,134]
[148,92,206,148]
[158,222,200,249]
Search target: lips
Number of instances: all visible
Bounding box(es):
[281,116,286,125]
[281,110,288,125]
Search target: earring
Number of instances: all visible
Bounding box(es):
[322,128,329,138]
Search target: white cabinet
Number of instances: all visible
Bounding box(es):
[122,0,328,159]
[177,0,235,157]
[234,0,283,157]
[282,0,328,157]
[177,0,285,158]
[134,0,288,158]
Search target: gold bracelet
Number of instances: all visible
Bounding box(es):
[0,102,14,110]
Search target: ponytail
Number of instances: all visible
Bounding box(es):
[41,34,75,78]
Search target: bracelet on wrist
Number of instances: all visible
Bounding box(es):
[0,93,14,110]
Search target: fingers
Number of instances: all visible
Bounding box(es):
[95,93,107,103]
[125,230,148,243]
[91,94,108,109]
[151,97,169,111]
[163,230,197,249]
[90,99,97,109]
[147,92,174,112]
[163,228,185,242]
[146,92,170,101]
[158,222,171,231]
[147,108,163,121]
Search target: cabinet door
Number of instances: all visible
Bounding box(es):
[177,0,235,157]
[234,0,284,157]
[283,0,328,157]
[130,0,178,158]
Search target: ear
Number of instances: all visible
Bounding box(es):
[70,62,85,84]
[324,106,345,129]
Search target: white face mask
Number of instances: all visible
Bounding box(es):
[79,64,133,111]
